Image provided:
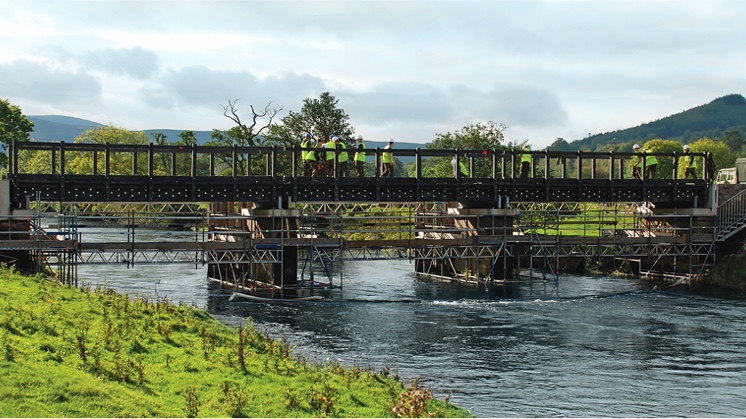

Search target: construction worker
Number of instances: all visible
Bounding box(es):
[632,144,643,179]
[354,135,366,177]
[683,144,697,179]
[519,145,531,178]
[325,134,337,176]
[643,146,658,179]
[451,156,469,178]
[301,132,314,176]
[335,136,348,177]
[382,139,394,177]
[312,137,325,177]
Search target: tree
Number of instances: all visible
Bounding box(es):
[206,100,283,175]
[267,92,354,146]
[210,99,282,148]
[721,129,744,154]
[422,121,509,178]
[19,125,151,176]
[0,98,34,169]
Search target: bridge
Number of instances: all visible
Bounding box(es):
[8,141,710,208]
[2,141,741,292]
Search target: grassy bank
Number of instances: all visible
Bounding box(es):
[0,268,471,417]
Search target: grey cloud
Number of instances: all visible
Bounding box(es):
[338,84,453,124]
[84,47,160,79]
[338,84,567,131]
[472,87,568,127]
[0,59,101,108]
[146,66,328,111]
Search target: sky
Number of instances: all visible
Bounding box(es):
[1,0,745,149]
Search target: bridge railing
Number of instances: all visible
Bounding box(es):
[11,141,712,181]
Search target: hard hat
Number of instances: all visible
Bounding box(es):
[683,144,690,150]
[633,144,640,149]
[389,138,394,143]
[304,132,312,138]
[329,134,335,139]
[334,136,340,142]
[356,135,363,140]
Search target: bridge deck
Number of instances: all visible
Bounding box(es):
[9,142,711,207]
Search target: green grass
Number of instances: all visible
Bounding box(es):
[0,267,471,418]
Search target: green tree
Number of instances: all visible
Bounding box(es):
[721,129,744,154]
[267,92,354,146]
[71,126,150,175]
[0,98,34,169]
[19,126,150,176]
[423,121,508,178]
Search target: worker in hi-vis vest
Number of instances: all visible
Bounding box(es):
[382,139,394,177]
[311,137,325,177]
[519,145,531,178]
[325,134,337,177]
[354,135,366,177]
[300,132,314,176]
[452,156,469,178]
[335,136,348,177]
[683,144,697,179]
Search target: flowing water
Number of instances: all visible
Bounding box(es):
[75,228,746,417]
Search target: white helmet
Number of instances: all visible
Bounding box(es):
[683,144,690,150]
[633,144,640,150]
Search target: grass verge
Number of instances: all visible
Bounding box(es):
[0,267,471,418]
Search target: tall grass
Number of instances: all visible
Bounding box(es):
[0,267,471,417]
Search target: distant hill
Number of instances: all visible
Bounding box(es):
[551,94,746,151]
[25,117,422,160]
[27,116,216,144]
[28,115,103,142]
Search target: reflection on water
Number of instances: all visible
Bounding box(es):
[76,234,746,417]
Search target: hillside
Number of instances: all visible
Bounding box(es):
[552,94,746,151]
[26,116,421,161]
[27,115,103,141]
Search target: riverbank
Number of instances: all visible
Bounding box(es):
[0,267,471,418]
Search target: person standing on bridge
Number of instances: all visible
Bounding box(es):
[682,144,697,179]
[325,135,337,177]
[301,132,314,176]
[519,145,531,178]
[335,136,349,177]
[645,148,658,179]
[382,139,394,177]
[313,137,326,177]
[632,144,643,179]
[354,135,366,177]
[452,155,469,178]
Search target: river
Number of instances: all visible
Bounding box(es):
[74,229,746,417]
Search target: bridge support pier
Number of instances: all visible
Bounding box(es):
[414,204,518,284]
[207,206,342,294]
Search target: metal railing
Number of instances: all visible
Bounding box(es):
[716,188,746,241]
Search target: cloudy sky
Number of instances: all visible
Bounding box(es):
[1,0,744,148]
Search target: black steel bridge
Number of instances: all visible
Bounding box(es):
[8,141,711,208]
[3,141,737,290]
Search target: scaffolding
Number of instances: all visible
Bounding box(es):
[0,199,720,289]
